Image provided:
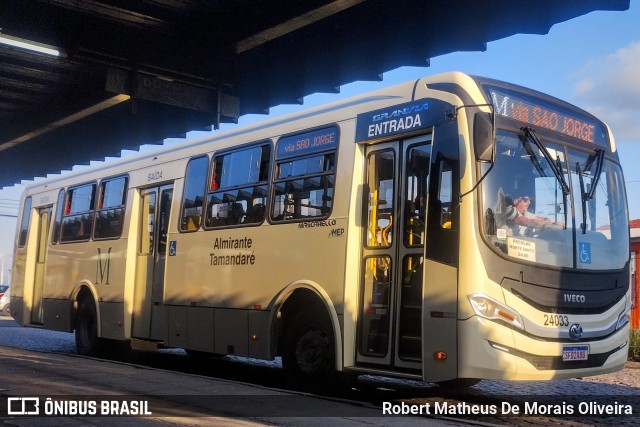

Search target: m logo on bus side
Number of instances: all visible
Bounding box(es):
[96,247,112,285]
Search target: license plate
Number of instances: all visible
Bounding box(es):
[562,345,589,361]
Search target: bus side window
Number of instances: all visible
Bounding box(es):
[158,188,173,254]
[17,196,33,247]
[271,126,338,223]
[180,156,208,232]
[426,122,460,265]
[94,176,127,239]
[51,189,65,244]
[439,166,453,229]
[404,143,430,246]
[204,143,271,228]
[427,156,458,264]
[60,182,96,242]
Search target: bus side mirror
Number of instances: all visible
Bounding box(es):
[473,111,495,163]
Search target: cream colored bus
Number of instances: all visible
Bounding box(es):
[11,72,631,388]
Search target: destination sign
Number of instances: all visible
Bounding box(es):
[487,86,607,146]
[276,126,339,159]
[356,100,433,142]
[355,98,456,142]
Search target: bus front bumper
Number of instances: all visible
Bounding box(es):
[457,316,629,380]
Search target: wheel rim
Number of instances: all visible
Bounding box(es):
[295,327,330,375]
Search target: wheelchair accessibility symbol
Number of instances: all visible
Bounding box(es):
[169,240,177,256]
[578,242,591,264]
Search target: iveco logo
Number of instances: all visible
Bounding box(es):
[569,323,584,341]
[563,293,586,303]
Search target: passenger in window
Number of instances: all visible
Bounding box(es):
[227,203,245,225]
[506,196,561,237]
[245,203,265,224]
[75,217,87,239]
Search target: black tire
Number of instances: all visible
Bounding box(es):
[75,298,100,356]
[282,308,336,392]
[436,378,481,389]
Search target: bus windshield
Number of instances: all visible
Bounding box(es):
[481,129,628,270]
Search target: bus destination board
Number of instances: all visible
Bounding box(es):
[276,126,339,160]
[487,86,608,146]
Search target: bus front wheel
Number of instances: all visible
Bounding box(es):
[75,298,99,356]
[282,308,336,391]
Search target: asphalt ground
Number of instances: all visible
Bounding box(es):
[0,338,464,426]
[0,315,638,426]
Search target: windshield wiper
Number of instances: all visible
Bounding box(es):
[520,127,570,228]
[521,127,570,194]
[577,148,605,234]
[519,128,547,179]
[584,148,605,201]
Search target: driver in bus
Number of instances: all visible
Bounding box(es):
[505,196,557,237]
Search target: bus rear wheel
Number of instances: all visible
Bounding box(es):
[75,298,99,356]
[282,309,336,391]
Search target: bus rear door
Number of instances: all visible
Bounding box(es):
[132,184,173,341]
[30,206,52,325]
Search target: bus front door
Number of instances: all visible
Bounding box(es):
[357,136,431,371]
[31,207,52,324]
[132,185,173,341]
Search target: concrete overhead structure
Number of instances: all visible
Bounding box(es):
[0,0,630,188]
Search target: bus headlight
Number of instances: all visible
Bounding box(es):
[615,303,631,330]
[468,293,524,330]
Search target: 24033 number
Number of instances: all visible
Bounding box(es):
[544,314,569,327]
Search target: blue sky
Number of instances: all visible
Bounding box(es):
[1,1,639,278]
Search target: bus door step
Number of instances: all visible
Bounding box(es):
[130,338,163,351]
